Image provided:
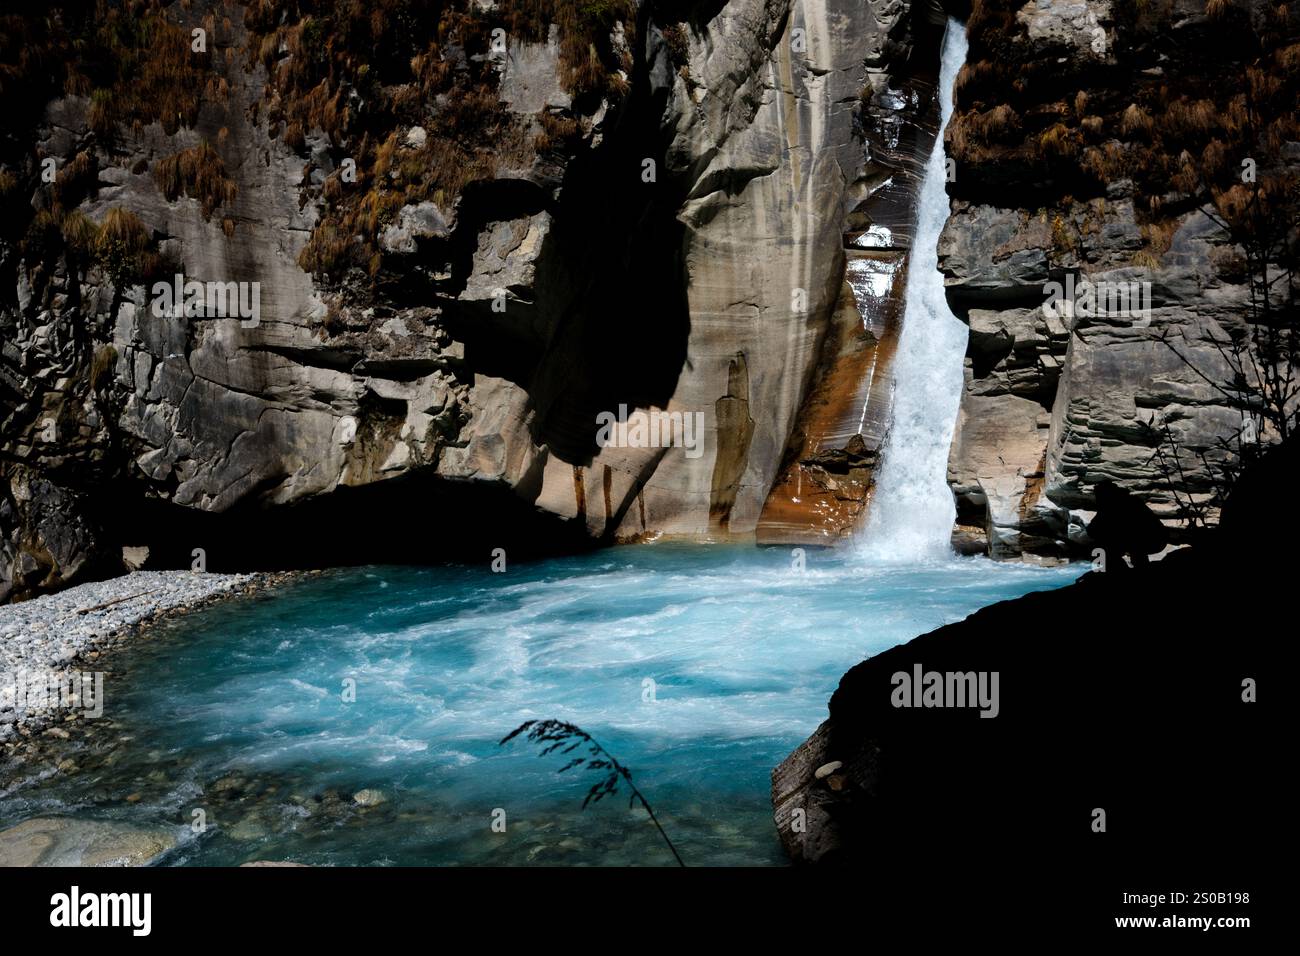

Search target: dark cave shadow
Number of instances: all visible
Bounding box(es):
[92,471,599,576]
[452,9,694,469]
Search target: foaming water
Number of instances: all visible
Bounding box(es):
[861,19,970,562]
[0,545,1079,865]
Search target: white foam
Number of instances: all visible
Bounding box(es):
[860,20,970,563]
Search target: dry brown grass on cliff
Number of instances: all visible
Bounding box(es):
[1206,0,1233,21]
[1172,153,1201,195]
[1039,124,1082,162]
[948,0,1300,291]
[283,120,307,154]
[20,209,63,268]
[1080,142,1124,183]
[247,0,633,147]
[662,22,690,70]
[1279,41,1300,75]
[1163,98,1218,138]
[53,150,98,208]
[966,0,1017,40]
[1049,211,1080,257]
[953,57,1015,113]
[1200,138,1230,178]
[499,0,636,98]
[322,114,529,274]
[89,343,118,390]
[298,93,539,283]
[1123,61,1300,216]
[87,88,119,139]
[950,103,1022,161]
[981,104,1021,140]
[154,142,237,222]
[298,222,354,279]
[247,1,605,287]
[534,111,582,152]
[96,208,149,256]
[16,205,98,269]
[354,184,408,239]
[88,0,217,138]
[3,2,215,152]
[1121,103,1155,140]
[955,0,1026,111]
[1139,219,1179,259]
[1211,177,1295,235]
[95,207,156,287]
[60,210,100,259]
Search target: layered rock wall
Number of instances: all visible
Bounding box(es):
[1,0,939,598]
[942,0,1299,560]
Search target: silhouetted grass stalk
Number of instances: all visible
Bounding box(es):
[500,719,685,866]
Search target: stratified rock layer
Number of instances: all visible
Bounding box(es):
[941,0,1299,559]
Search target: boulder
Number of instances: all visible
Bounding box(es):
[773,541,1274,867]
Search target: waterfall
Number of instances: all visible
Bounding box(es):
[859,19,969,562]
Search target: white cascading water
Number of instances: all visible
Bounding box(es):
[860,19,970,563]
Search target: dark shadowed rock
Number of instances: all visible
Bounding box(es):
[773,438,1287,872]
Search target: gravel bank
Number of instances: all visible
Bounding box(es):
[0,570,289,742]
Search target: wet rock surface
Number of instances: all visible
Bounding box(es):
[0,816,179,867]
[758,14,946,546]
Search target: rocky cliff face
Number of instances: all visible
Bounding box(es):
[5,2,1293,600]
[942,0,1299,560]
[1,0,946,600]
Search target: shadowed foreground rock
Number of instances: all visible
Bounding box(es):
[773,440,1287,872]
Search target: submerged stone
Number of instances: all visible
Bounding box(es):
[0,817,177,866]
